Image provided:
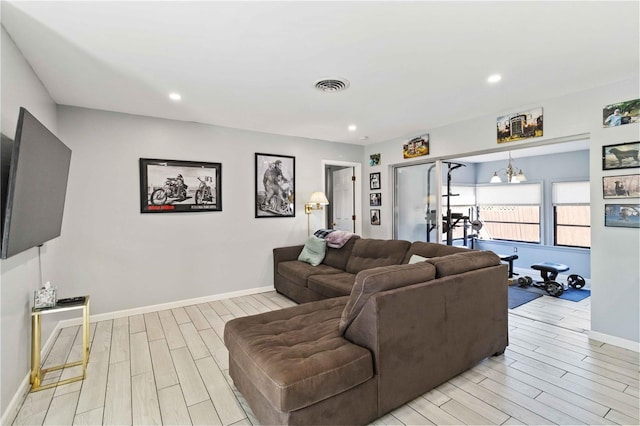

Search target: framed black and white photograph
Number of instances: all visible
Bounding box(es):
[370,209,380,225]
[602,98,640,127]
[602,141,639,170]
[603,174,640,198]
[605,204,640,228]
[370,172,381,190]
[370,193,381,206]
[255,153,295,218]
[139,158,221,213]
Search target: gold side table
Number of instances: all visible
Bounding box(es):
[30,296,90,392]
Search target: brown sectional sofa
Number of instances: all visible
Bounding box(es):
[224,238,509,425]
[274,237,469,303]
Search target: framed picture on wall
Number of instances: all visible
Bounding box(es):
[403,134,429,159]
[370,209,380,225]
[139,158,222,213]
[496,107,543,143]
[603,174,640,198]
[605,204,640,228]
[602,98,640,127]
[602,141,639,170]
[370,153,381,166]
[255,153,295,218]
[370,172,381,190]
[370,193,381,206]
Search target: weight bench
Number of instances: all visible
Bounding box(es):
[498,254,518,279]
[531,262,569,281]
[519,261,585,297]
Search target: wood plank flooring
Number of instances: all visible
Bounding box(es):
[12,291,639,425]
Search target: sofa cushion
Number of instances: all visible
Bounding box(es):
[308,272,357,298]
[339,263,436,333]
[224,297,373,413]
[278,261,344,288]
[402,241,469,264]
[298,236,327,266]
[428,250,500,278]
[322,235,359,270]
[345,239,411,274]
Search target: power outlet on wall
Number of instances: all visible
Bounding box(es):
[513,247,518,253]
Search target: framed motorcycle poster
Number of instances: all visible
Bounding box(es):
[139,158,222,213]
[255,153,295,218]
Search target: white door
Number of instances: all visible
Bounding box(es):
[332,167,354,231]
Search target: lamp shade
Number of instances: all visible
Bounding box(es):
[490,172,502,184]
[308,192,329,205]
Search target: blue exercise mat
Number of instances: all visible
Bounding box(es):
[513,284,591,302]
[508,286,543,309]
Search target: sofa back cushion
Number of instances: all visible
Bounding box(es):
[401,241,469,264]
[339,262,436,333]
[323,235,360,270]
[345,239,411,274]
[427,250,500,278]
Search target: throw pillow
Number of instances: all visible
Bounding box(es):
[408,254,429,264]
[298,236,327,266]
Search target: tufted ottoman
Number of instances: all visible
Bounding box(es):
[224,296,377,425]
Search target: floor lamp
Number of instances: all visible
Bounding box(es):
[305,192,329,235]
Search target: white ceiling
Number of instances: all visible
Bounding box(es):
[2,1,638,146]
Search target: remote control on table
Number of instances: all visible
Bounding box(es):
[57,297,85,305]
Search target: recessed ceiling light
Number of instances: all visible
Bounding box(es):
[169,93,182,101]
[487,74,502,83]
[348,124,357,132]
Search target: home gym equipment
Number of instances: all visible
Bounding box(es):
[498,254,519,279]
[517,261,585,297]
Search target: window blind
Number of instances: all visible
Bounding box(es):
[552,181,590,205]
[476,183,541,205]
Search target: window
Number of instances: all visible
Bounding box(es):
[476,183,541,243]
[553,182,590,248]
[478,205,540,243]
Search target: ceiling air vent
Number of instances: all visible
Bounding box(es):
[314,78,350,93]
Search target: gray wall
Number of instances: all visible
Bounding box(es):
[46,106,363,316]
[364,79,639,344]
[1,26,59,415]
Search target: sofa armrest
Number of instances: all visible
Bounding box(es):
[273,245,305,265]
[344,264,508,416]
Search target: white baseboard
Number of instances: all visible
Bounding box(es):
[2,285,274,422]
[57,285,274,328]
[1,322,62,425]
[588,331,640,352]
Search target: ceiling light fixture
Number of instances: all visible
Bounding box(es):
[490,152,527,184]
[314,78,350,93]
[169,93,182,101]
[348,124,357,132]
[487,74,502,83]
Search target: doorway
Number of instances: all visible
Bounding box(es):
[322,160,363,236]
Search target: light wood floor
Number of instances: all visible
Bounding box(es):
[12,290,639,425]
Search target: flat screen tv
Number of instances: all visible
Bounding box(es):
[1,107,72,259]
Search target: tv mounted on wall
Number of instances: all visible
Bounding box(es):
[1,107,72,259]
